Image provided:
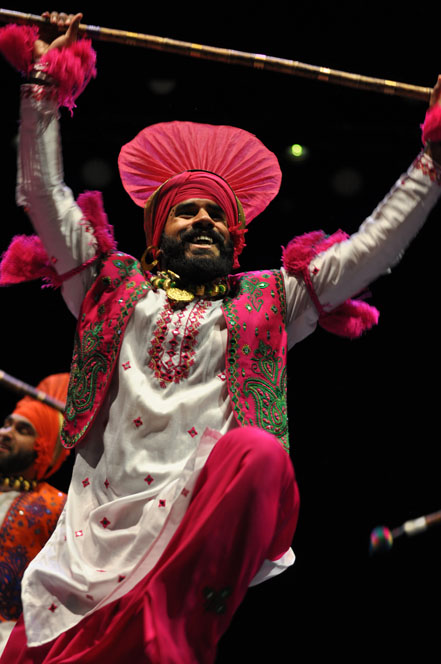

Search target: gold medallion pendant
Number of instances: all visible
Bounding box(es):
[149,270,229,305]
[166,287,195,303]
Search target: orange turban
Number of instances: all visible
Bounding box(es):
[12,373,70,481]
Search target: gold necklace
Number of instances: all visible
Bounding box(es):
[0,475,37,492]
[149,270,230,304]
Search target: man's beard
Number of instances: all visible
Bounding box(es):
[0,448,37,476]
[159,228,234,284]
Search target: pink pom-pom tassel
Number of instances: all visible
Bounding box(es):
[282,229,349,276]
[0,234,57,285]
[319,299,380,339]
[282,230,379,339]
[41,39,97,113]
[77,191,117,254]
[0,192,116,289]
[0,24,96,112]
[0,23,38,74]
[421,104,441,145]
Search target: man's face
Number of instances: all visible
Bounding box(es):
[0,414,38,476]
[160,198,234,283]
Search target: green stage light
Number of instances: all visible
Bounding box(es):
[290,143,304,158]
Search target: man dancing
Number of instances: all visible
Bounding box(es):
[0,12,441,663]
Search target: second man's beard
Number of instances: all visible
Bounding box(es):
[159,232,235,284]
[0,448,37,476]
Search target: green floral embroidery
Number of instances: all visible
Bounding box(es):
[223,270,289,451]
[65,322,108,423]
[113,256,138,278]
[112,256,141,288]
[222,297,247,426]
[239,276,270,312]
[243,340,288,451]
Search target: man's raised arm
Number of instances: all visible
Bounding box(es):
[282,79,441,347]
[0,12,106,317]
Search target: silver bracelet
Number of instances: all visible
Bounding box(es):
[27,65,56,87]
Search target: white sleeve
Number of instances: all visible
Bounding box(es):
[16,85,98,319]
[283,153,441,348]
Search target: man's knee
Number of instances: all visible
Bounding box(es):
[219,426,293,482]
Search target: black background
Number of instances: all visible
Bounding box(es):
[1,3,440,660]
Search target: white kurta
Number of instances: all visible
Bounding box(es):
[15,84,441,646]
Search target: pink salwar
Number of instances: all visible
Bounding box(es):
[1,426,299,664]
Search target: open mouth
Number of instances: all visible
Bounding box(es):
[188,235,215,246]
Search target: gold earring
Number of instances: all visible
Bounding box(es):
[141,246,159,272]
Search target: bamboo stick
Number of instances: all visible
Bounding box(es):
[0,369,66,412]
[0,8,432,103]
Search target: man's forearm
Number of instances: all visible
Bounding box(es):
[17,84,97,316]
[308,152,441,310]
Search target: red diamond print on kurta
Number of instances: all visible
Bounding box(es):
[100,517,110,528]
[148,300,211,387]
[48,603,57,612]
[104,479,110,489]
[133,417,143,428]
[75,530,83,537]
[122,361,131,370]
[82,478,90,487]
[159,499,166,508]
[188,427,198,437]
[144,475,154,485]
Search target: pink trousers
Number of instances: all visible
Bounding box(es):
[1,426,299,664]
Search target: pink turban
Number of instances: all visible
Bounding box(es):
[118,121,282,267]
[147,171,241,258]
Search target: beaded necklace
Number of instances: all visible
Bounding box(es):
[0,475,37,492]
[149,270,230,305]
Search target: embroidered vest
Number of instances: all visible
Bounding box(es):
[0,483,66,621]
[223,271,288,451]
[62,253,289,452]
